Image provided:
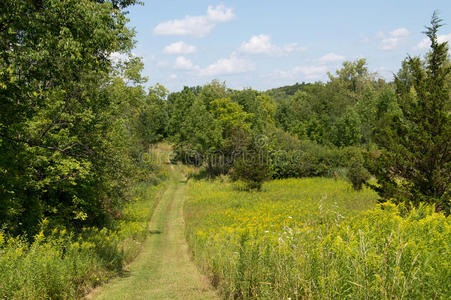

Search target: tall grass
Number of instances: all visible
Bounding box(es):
[185,178,451,299]
[0,146,171,299]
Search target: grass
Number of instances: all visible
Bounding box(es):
[89,163,217,300]
[185,177,451,299]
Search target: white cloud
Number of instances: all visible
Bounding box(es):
[433,32,451,44]
[416,38,430,50]
[206,5,235,22]
[174,56,199,70]
[318,52,345,63]
[380,38,400,50]
[163,41,197,54]
[153,5,235,37]
[198,54,254,76]
[415,33,451,50]
[169,74,177,79]
[240,34,280,55]
[283,43,307,53]
[379,27,410,50]
[272,65,328,80]
[390,28,409,37]
[240,34,306,56]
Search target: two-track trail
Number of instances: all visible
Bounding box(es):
[87,165,218,300]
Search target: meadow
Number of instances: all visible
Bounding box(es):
[185,178,451,299]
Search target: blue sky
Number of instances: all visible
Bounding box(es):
[124,1,451,91]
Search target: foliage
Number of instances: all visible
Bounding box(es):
[345,148,370,190]
[273,59,393,147]
[265,82,311,102]
[231,89,276,133]
[269,137,347,179]
[168,82,259,175]
[185,179,450,299]
[333,107,362,147]
[230,135,272,190]
[0,179,166,299]
[137,84,169,145]
[0,0,150,235]
[369,13,451,213]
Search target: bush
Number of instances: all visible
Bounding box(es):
[346,148,370,190]
[230,136,271,191]
[271,141,346,179]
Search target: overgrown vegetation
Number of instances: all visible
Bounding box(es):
[0,170,167,299]
[185,178,450,299]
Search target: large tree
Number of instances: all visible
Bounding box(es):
[369,13,451,213]
[0,0,141,234]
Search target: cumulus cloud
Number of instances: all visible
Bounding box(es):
[318,52,345,63]
[379,27,410,50]
[153,5,235,37]
[174,56,199,70]
[415,33,451,50]
[163,41,197,54]
[198,54,254,76]
[240,34,306,56]
[272,65,328,80]
[240,34,280,55]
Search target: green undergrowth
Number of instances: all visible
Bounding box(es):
[0,177,168,300]
[185,178,450,299]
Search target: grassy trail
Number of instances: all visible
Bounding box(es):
[87,165,218,300]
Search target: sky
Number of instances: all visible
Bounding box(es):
[123,0,451,92]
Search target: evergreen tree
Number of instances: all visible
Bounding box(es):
[369,13,451,213]
[231,134,272,191]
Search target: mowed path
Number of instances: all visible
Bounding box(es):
[88,166,218,300]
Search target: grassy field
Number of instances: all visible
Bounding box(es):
[185,178,451,299]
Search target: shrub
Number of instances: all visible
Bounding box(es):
[230,136,271,191]
[346,148,370,190]
[271,141,347,179]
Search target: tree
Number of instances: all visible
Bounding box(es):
[231,134,272,191]
[369,13,451,213]
[167,87,197,139]
[138,84,169,145]
[346,148,370,190]
[181,97,222,168]
[333,107,362,147]
[0,0,140,235]
[231,89,276,133]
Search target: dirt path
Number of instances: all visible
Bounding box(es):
[88,166,218,300]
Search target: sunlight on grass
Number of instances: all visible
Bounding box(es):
[185,178,450,299]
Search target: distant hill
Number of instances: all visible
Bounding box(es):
[265,82,311,101]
